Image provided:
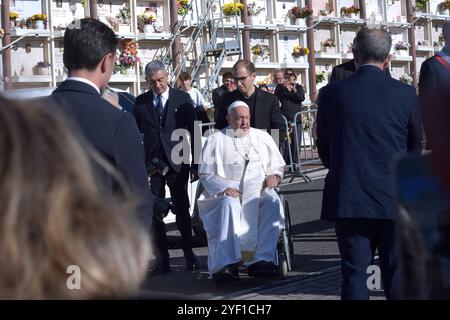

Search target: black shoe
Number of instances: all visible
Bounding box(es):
[212,263,239,283]
[185,254,200,271]
[248,261,279,278]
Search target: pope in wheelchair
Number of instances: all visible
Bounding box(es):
[197,100,286,282]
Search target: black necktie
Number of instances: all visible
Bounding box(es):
[155,94,163,116]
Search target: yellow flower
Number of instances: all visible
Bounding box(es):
[222,2,244,16]
[9,12,20,20]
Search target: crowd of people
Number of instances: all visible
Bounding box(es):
[0,17,449,300]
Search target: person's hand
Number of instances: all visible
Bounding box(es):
[222,188,241,198]
[190,168,199,182]
[284,80,295,92]
[264,175,280,189]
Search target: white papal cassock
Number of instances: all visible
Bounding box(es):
[198,127,286,275]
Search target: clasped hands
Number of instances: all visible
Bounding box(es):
[221,175,281,198]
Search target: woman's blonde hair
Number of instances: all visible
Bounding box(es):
[0,96,150,299]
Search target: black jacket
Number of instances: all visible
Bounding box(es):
[329,59,391,83]
[214,88,286,141]
[274,83,305,122]
[317,65,422,221]
[51,80,154,227]
[418,51,450,104]
[133,87,197,173]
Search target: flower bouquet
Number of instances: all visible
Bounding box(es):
[316,71,326,84]
[222,2,244,17]
[321,38,335,53]
[399,74,413,85]
[33,61,51,75]
[287,6,313,25]
[251,44,270,62]
[138,8,158,34]
[319,1,333,16]
[31,14,47,29]
[115,40,140,75]
[414,0,428,12]
[292,45,309,63]
[394,41,410,55]
[340,5,360,18]
[177,0,190,15]
[247,2,264,24]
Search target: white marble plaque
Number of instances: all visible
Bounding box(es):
[11,40,46,76]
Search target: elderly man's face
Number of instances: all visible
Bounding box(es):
[226,106,250,136]
[273,71,284,84]
[147,70,169,95]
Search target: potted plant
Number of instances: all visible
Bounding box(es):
[321,38,335,53]
[394,41,410,55]
[340,5,360,19]
[222,1,244,21]
[116,6,131,33]
[177,0,191,18]
[319,1,333,16]
[415,0,428,13]
[31,14,47,30]
[116,40,140,75]
[399,74,413,85]
[316,71,326,85]
[437,1,450,15]
[9,12,20,29]
[287,6,313,26]
[33,61,51,75]
[251,44,270,62]
[247,2,265,24]
[138,8,158,34]
[292,45,309,63]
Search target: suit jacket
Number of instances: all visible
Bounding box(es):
[214,88,286,141]
[418,52,450,104]
[212,85,228,108]
[51,80,154,226]
[133,87,196,173]
[317,65,422,221]
[329,59,391,83]
[274,83,305,122]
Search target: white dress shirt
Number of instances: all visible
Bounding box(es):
[66,76,100,94]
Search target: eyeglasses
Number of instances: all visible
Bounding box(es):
[233,74,251,83]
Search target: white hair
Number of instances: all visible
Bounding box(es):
[227,100,249,115]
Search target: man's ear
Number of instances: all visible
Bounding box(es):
[100,53,114,74]
[352,48,359,67]
[382,54,392,70]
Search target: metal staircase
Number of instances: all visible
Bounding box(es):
[152,0,242,101]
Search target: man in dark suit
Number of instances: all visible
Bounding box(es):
[51,19,154,228]
[330,58,391,83]
[212,71,233,121]
[317,28,422,300]
[419,21,450,104]
[214,60,286,144]
[133,60,199,274]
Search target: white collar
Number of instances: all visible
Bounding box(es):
[66,77,101,94]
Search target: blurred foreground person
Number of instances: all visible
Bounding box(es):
[0,97,150,299]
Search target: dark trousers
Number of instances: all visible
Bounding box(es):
[150,164,193,265]
[335,218,401,300]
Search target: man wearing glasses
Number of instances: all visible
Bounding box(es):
[214,60,286,145]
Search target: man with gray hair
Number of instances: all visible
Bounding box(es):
[419,21,450,105]
[316,28,422,300]
[133,60,199,275]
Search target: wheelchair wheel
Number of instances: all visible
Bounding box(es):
[283,199,295,270]
[278,253,289,279]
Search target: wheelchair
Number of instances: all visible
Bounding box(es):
[276,193,294,278]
